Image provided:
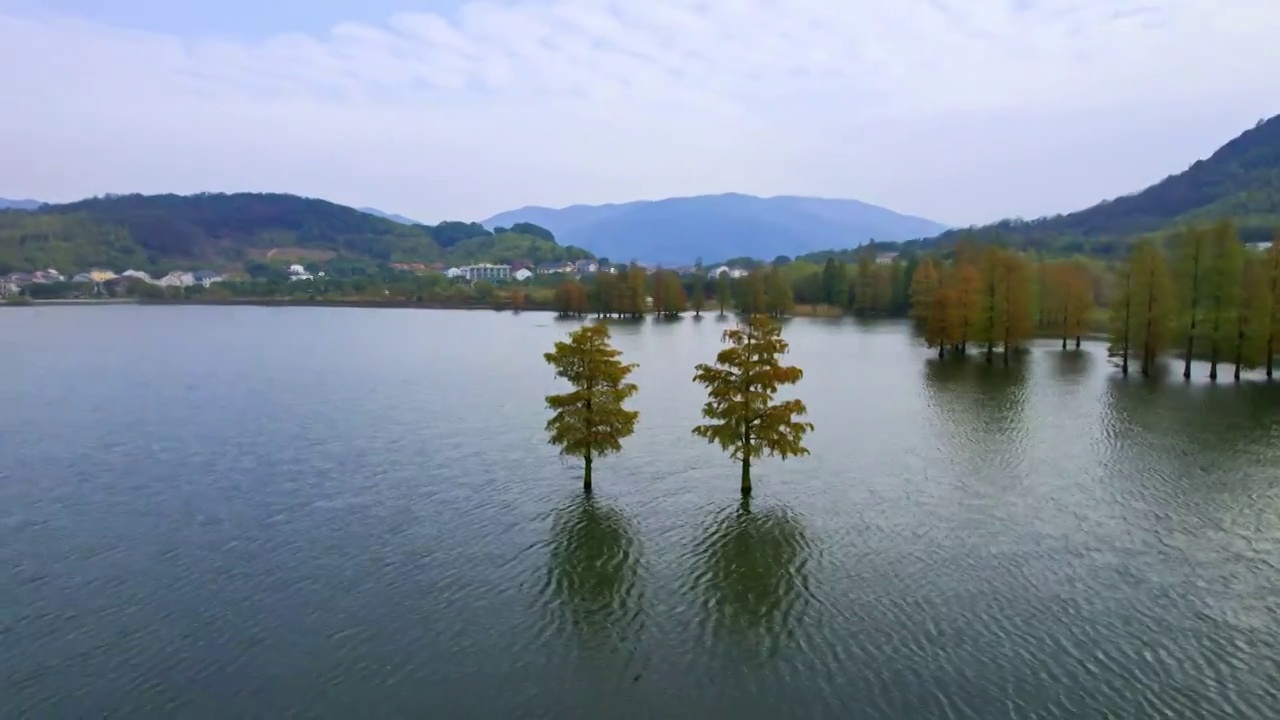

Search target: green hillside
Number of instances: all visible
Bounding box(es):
[928,114,1280,256]
[0,192,588,274]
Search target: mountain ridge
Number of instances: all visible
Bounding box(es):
[0,198,44,211]
[482,192,950,264]
[935,113,1280,252]
[358,207,424,226]
[0,192,587,273]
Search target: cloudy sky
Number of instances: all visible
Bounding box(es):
[2,0,1278,226]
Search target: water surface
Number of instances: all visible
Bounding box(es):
[2,306,1278,718]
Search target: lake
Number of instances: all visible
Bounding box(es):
[2,306,1278,719]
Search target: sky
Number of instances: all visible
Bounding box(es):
[2,0,1279,226]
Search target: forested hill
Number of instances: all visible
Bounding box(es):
[0,193,589,273]
[937,113,1280,253]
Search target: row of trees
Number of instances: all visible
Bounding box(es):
[543,318,812,496]
[907,220,1280,382]
[1109,223,1280,380]
[552,265,798,320]
[907,247,1095,365]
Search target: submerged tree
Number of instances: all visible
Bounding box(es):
[1046,259,1094,349]
[716,272,731,316]
[948,262,982,355]
[553,279,589,317]
[1175,225,1210,379]
[651,269,687,318]
[1231,253,1271,381]
[1202,219,1245,381]
[1112,238,1175,377]
[909,256,940,325]
[544,324,640,492]
[972,248,1033,365]
[1267,237,1280,378]
[691,259,707,317]
[692,316,813,496]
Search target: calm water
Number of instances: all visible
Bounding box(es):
[2,306,1279,719]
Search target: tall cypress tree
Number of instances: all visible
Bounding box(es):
[544,324,640,492]
[692,316,813,496]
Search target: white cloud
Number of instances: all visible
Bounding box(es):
[1,0,1278,225]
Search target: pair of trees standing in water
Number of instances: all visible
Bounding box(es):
[542,316,813,496]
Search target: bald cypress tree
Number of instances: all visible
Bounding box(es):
[692,316,813,497]
[544,324,640,492]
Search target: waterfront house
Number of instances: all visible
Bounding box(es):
[192,270,224,287]
[121,270,153,283]
[87,269,118,282]
[157,271,196,287]
[71,272,93,283]
[0,279,19,297]
[537,261,575,275]
[287,264,313,281]
[30,269,65,283]
[459,263,511,282]
[574,259,600,274]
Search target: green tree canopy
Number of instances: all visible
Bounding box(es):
[544,324,640,492]
[692,316,813,496]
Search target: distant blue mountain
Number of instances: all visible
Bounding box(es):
[482,193,949,264]
[0,198,44,210]
[358,207,423,225]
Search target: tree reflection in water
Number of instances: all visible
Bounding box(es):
[689,497,810,657]
[543,495,643,652]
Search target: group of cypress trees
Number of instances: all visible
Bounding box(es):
[909,222,1280,381]
[907,245,1095,365]
[1109,222,1280,380]
[542,316,812,496]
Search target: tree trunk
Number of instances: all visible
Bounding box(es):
[1142,268,1155,377]
[1184,248,1200,380]
[1235,326,1244,382]
[1075,335,1081,349]
[741,455,751,496]
[1121,270,1131,376]
[1268,337,1275,379]
[1062,336,1067,350]
[938,345,945,359]
[583,451,593,493]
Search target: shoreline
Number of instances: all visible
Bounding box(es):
[11,297,1111,340]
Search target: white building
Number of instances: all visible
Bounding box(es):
[288,264,313,281]
[875,252,900,265]
[445,267,464,279]
[536,261,575,274]
[512,268,534,281]
[459,263,511,282]
[156,271,196,287]
[708,265,749,279]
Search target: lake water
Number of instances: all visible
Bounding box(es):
[2,306,1278,719]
